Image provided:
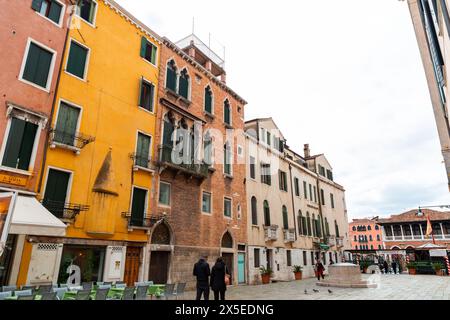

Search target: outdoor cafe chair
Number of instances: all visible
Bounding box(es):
[40,292,57,300]
[38,284,53,293]
[0,291,12,300]
[21,285,37,293]
[103,281,113,286]
[115,283,126,289]
[135,285,149,300]
[2,285,17,292]
[15,289,33,297]
[144,281,154,286]
[53,287,68,300]
[82,282,93,290]
[18,294,36,300]
[59,284,68,288]
[75,289,91,300]
[122,287,135,300]
[162,283,176,300]
[68,285,83,291]
[98,284,112,290]
[174,283,186,300]
[95,288,109,300]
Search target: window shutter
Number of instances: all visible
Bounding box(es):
[2,118,26,168]
[31,0,43,11]
[224,105,230,125]
[131,188,146,226]
[140,37,147,58]
[67,42,87,79]
[48,2,62,24]
[17,122,38,170]
[138,77,143,107]
[35,46,53,88]
[150,44,157,65]
[205,89,212,113]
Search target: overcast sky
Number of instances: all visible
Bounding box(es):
[116,0,449,219]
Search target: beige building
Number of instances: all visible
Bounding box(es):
[406,0,450,190]
[245,118,350,284]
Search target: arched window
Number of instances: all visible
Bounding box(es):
[378,245,382,249]
[369,235,373,241]
[203,130,212,166]
[162,113,175,148]
[251,196,258,226]
[263,200,271,226]
[312,214,317,237]
[377,234,380,241]
[355,245,358,250]
[325,217,330,236]
[223,142,232,175]
[282,205,289,230]
[151,223,171,245]
[298,211,304,235]
[166,60,177,92]
[335,220,340,238]
[352,226,356,231]
[370,245,374,250]
[178,68,190,100]
[368,225,371,231]
[354,235,357,241]
[375,225,379,230]
[306,212,312,236]
[317,215,323,238]
[204,85,213,114]
[223,99,231,126]
[221,232,233,248]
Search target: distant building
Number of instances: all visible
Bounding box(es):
[348,218,384,251]
[406,0,450,190]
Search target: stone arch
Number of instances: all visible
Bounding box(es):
[151,221,173,245]
[221,231,233,248]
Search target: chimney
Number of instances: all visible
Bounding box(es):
[221,72,227,84]
[304,144,310,158]
[189,40,195,58]
[205,60,212,72]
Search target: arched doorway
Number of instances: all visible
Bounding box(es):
[149,223,172,284]
[221,231,234,284]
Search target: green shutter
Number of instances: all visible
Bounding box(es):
[43,169,70,217]
[283,207,289,230]
[23,42,52,88]
[131,188,146,226]
[17,122,38,170]
[224,103,230,125]
[140,36,147,58]
[138,78,144,107]
[166,66,177,92]
[136,133,150,167]
[150,44,157,65]
[48,1,62,24]
[31,0,43,11]
[178,75,189,99]
[205,89,212,113]
[67,41,87,79]
[55,102,80,145]
[2,118,26,168]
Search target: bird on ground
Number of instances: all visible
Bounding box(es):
[304,289,308,294]
[328,289,333,294]
[313,289,319,293]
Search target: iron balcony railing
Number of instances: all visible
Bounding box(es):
[129,152,152,169]
[283,229,296,243]
[122,212,166,230]
[41,199,89,222]
[49,128,95,150]
[158,145,209,178]
[264,225,279,241]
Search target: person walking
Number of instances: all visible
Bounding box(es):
[391,261,397,274]
[193,255,211,300]
[315,259,325,281]
[210,257,229,301]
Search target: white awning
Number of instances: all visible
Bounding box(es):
[9,196,67,237]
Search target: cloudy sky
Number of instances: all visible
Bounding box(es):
[116,0,449,219]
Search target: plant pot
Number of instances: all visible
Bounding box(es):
[294,271,302,280]
[261,274,271,284]
[408,268,416,275]
[362,267,368,274]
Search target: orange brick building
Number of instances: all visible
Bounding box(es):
[349,218,384,251]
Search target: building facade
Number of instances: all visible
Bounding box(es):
[406,0,450,190]
[0,0,72,287]
[245,118,350,284]
[151,35,248,289]
[349,218,384,251]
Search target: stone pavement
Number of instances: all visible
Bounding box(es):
[182,274,450,300]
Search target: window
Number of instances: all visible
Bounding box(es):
[75,0,97,25]
[286,250,292,267]
[367,225,372,231]
[326,169,333,181]
[254,248,260,268]
[303,251,307,266]
[223,100,231,126]
[313,186,317,203]
[224,197,232,218]
[43,168,70,218]
[330,193,335,209]
[203,131,213,166]
[158,182,171,206]
[306,213,312,236]
[375,225,379,230]
[310,252,314,265]
[140,37,157,65]
[249,156,256,179]
[263,200,271,226]
[166,60,177,92]
[294,178,300,197]
[325,218,330,236]
[352,226,356,231]
[266,131,271,146]
[204,86,213,114]
[178,69,190,99]
[298,211,303,235]
[309,184,313,201]
[369,235,373,241]
[377,234,380,241]
[202,191,212,214]
[335,220,340,238]
[282,206,289,230]
[1,118,38,171]
[278,170,288,191]
[66,40,89,80]
[54,101,80,146]
[223,143,232,175]
[320,189,325,206]
[58,246,105,284]
[135,132,151,168]
[32,0,63,25]
[251,196,258,225]
[261,163,271,185]
[131,187,147,227]
[303,181,307,198]
[354,235,357,241]
[139,79,155,112]
[20,40,55,90]
[318,165,325,176]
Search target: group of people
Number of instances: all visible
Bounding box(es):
[193,256,229,301]
[380,260,399,274]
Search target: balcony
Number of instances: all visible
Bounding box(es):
[129,153,154,173]
[122,212,166,231]
[384,234,450,241]
[336,237,344,247]
[42,199,89,223]
[158,145,209,179]
[49,128,95,154]
[283,229,296,243]
[264,225,278,241]
[326,235,336,246]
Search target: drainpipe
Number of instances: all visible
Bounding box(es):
[314,158,326,247]
[37,3,75,194]
[288,163,297,240]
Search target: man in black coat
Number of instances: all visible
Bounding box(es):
[193,256,211,300]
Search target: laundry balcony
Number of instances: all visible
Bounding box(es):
[158,145,209,179]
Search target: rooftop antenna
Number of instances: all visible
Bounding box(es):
[192,17,195,35]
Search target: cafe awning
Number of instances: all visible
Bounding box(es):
[9,196,67,237]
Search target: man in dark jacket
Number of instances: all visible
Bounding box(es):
[210,257,228,300]
[193,256,211,300]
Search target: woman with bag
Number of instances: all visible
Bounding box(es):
[210,257,229,300]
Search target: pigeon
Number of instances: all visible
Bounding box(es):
[328,289,333,294]
[313,289,319,293]
[304,289,308,294]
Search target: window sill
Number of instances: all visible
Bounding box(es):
[224,123,233,130]
[75,14,97,29]
[35,11,63,28]
[138,106,155,115]
[204,111,215,120]
[0,166,32,177]
[64,70,87,83]
[165,88,191,106]
[207,166,216,173]
[18,77,50,93]
[50,142,81,155]
[224,173,233,180]
[158,203,171,209]
[133,165,155,175]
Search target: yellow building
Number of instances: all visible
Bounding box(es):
[16,0,161,286]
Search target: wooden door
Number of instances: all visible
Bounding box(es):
[222,253,234,284]
[149,251,169,284]
[124,247,141,286]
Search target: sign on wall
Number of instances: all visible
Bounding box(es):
[0,174,27,187]
[430,249,447,257]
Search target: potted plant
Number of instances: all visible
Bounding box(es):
[259,266,273,284]
[432,262,444,276]
[406,262,417,275]
[359,261,370,273]
[293,265,303,280]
